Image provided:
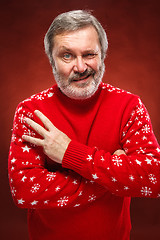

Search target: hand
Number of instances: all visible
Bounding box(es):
[113,149,126,156]
[22,110,71,164]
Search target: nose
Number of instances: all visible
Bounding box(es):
[73,57,87,73]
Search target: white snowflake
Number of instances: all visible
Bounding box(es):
[22,124,27,129]
[17,106,23,113]
[100,156,105,161]
[92,173,99,180]
[11,157,16,164]
[35,95,44,100]
[142,124,151,134]
[129,175,135,181]
[78,191,83,196]
[46,172,56,181]
[137,121,142,126]
[21,175,27,182]
[57,196,69,207]
[145,157,152,165]
[156,148,160,153]
[31,200,38,206]
[72,180,78,185]
[11,166,15,171]
[145,113,150,121]
[141,186,152,196]
[122,131,127,137]
[55,186,61,192]
[18,114,25,124]
[111,177,117,182]
[11,187,17,196]
[88,194,96,202]
[35,155,41,160]
[26,112,34,118]
[11,134,16,142]
[18,198,25,204]
[23,129,35,137]
[135,159,142,165]
[148,174,157,184]
[22,145,31,153]
[48,92,54,97]
[30,176,36,182]
[74,204,80,207]
[112,155,122,167]
[136,147,146,154]
[30,183,40,193]
[135,131,140,135]
[86,155,92,161]
[136,106,144,116]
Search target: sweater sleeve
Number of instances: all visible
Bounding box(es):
[8,102,106,209]
[63,98,160,198]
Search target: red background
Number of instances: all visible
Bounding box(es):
[1,0,160,239]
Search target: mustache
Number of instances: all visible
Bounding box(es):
[69,68,96,81]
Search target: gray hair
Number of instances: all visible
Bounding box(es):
[44,10,108,66]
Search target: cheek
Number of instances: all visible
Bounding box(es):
[55,61,72,77]
[88,59,101,71]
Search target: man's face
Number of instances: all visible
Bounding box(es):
[52,26,105,99]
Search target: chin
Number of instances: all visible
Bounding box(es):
[61,80,101,100]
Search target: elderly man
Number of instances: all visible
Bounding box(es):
[9,10,160,240]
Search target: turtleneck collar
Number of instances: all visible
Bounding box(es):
[53,83,103,107]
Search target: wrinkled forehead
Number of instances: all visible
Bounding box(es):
[52,26,101,53]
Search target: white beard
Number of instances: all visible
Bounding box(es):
[52,63,105,100]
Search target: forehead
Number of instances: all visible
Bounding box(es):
[53,26,100,53]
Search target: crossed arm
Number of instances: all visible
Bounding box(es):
[9,99,160,209]
[22,110,125,164]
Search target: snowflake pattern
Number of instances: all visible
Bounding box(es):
[88,194,96,202]
[30,183,41,193]
[141,124,151,134]
[86,155,92,161]
[46,173,56,181]
[8,82,160,211]
[18,198,25,205]
[55,186,61,192]
[22,88,54,103]
[136,106,144,116]
[148,174,157,184]
[57,196,69,207]
[11,187,17,197]
[129,175,135,181]
[141,186,152,196]
[11,134,16,142]
[112,155,123,167]
[18,114,25,124]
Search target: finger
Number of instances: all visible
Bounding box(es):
[25,117,47,137]
[22,135,43,146]
[34,110,56,131]
[113,149,126,156]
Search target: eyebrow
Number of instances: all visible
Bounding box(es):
[58,46,99,54]
[58,46,72,52]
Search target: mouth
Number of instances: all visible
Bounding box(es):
[73,74,92,82]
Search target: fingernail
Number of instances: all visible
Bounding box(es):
[34,110,39,114]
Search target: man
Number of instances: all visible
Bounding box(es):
[9,10,160,240]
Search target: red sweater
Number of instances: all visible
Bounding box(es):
[8,82,160,240]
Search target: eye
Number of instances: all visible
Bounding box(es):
[84,53,97,59]
[63,53,72,61]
